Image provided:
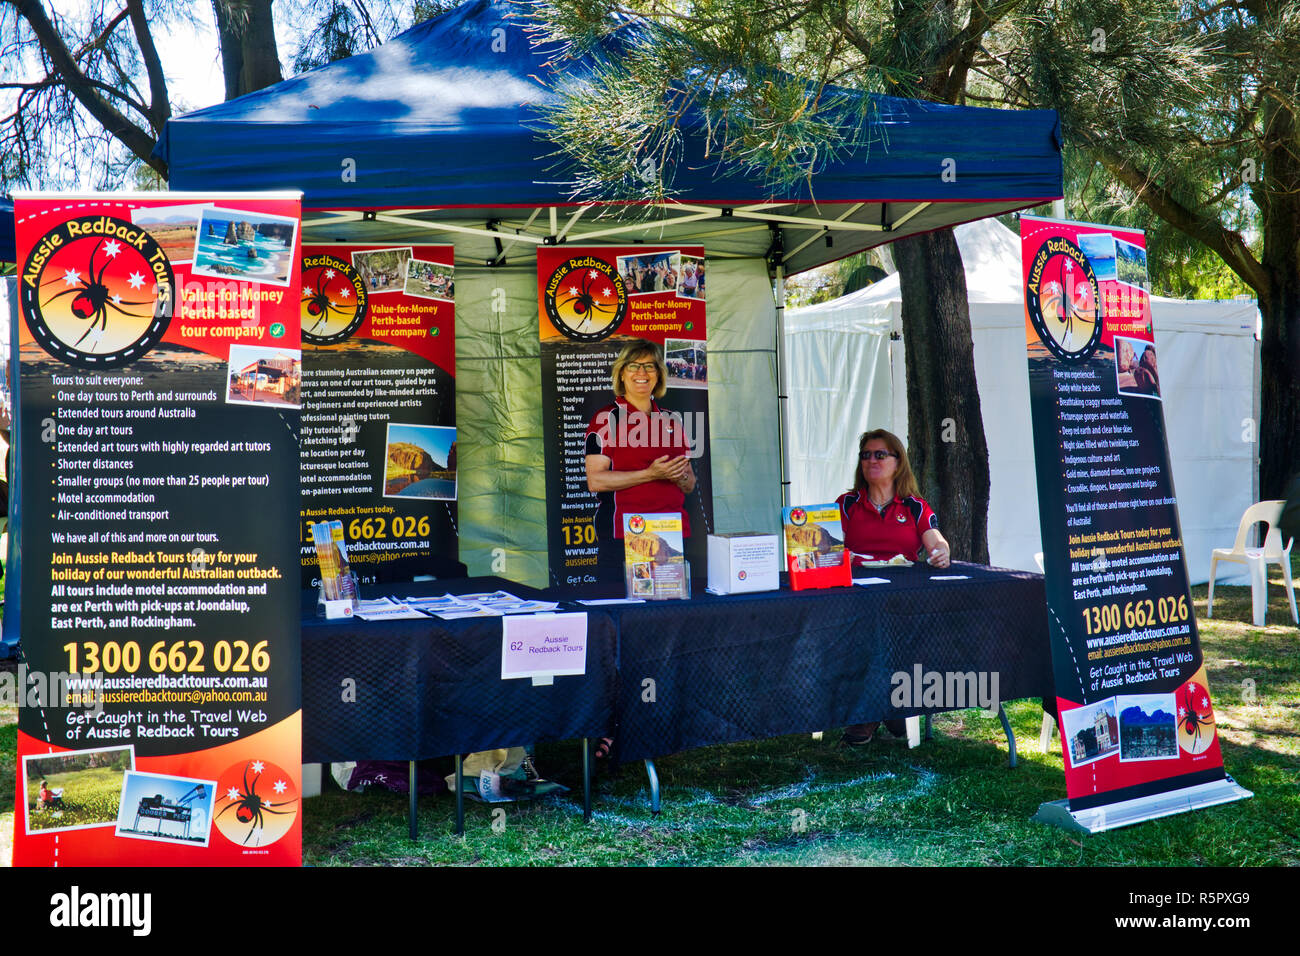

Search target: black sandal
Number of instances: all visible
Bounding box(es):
[593,737,614,760]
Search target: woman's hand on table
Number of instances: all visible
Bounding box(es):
[922,529,950,568]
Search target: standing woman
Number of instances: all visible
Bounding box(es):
[585,340,695,581]
[584,340,695,762]
[836,428,951,745]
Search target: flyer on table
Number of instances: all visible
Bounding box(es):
[12,192,302,865]
[537,246,714,592]
[1020,215,1226,811]
[298,243,457,589]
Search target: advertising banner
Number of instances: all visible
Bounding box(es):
[12,192,302,865]
[299,244,457,588]
[1020,215,1235,816]
[538,247,713,592]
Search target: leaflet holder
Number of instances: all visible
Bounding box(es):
[787,551,851,591]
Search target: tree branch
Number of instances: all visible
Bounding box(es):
[126,0,170,131]
[1083,132,1268,293]
[8,0,165,172]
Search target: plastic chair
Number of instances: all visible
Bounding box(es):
[1208,500,1298,627]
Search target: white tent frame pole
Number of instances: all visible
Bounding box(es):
[659,201,891,233]
[775,257,791,508]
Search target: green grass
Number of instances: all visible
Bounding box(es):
[2,559,1297,866]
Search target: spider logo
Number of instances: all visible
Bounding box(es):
[543,259,626,342]
[214,759,299,847]
[1177,681,1216,755]
[301,254,367,345]
[21,215,174,369]
[1025,238,1102,362]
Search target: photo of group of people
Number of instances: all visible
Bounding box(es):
[665,339,708,387]
[1114,336,1160,399]
[405,258,455,301]
[352,247,411,293]
[616,251,706,299]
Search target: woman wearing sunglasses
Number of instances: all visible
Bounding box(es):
[837,428,950,746]
[837,428,950,569]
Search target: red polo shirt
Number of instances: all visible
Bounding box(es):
[836,489,938,560]
[586,397,692,539]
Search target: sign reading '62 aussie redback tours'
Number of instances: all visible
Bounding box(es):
[1020,215,1248,825]
[12,192,303,866]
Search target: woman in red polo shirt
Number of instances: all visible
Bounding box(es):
[837,428,949,566]
[585,340,695,570]
[836,428,951,746]
[585,339,695,761]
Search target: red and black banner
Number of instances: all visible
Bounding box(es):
[1021,216,1226,811]
[537,247,713,591]
[12,192,302,865]
[298,244,457,587]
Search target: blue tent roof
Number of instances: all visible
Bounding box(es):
[157,0,1060,216]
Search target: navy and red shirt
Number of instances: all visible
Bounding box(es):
[836,489,938,560]
[586,397,692,539]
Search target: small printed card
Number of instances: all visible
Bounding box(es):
[501,612,589,680]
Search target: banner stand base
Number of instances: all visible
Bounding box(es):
[1032,775,1252,834]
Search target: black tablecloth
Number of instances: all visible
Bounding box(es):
[301,578,617,762]
[603,563,1053,761]
[299,566,1052,765]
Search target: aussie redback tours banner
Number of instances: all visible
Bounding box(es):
[537,246,713,593]
[1021,215,1232,816]
[12,192,302,865]
[298,244,457,588]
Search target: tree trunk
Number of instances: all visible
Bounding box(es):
[1256,93,1300,500]
[893,227,990,563]
[212,0,283,100]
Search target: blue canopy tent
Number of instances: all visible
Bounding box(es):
[134,0,1063,590]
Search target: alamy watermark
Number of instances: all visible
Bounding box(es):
[890,665,1000,715]
[0,666,105,714]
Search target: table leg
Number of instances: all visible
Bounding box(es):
[645,759,661,815]
[998,705,1017,768]
[582,738,592,823]
[923,714,933,741]
[408,759,418,841]
[454,754,465,837]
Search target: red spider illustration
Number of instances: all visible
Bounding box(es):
[216,761,297,846]
[41,239,156,349]
[301,269,352,334]
[558,269,616,330]
[1178,682,1214,751]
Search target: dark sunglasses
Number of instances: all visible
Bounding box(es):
[860,449,898,461]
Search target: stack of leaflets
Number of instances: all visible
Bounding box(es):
[352,597,426,621]
[313,520,358,605]
[782,504,851,590]
[401,591,560,620]
[622,512,689,600]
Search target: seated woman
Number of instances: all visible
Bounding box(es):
[835,429,951,745]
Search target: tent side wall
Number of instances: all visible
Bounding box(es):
[455,258,779,586]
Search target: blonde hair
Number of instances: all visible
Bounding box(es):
[852,429,919,499]
[610,339,667,399]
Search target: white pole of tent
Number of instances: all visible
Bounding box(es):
[774,259,791,508]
